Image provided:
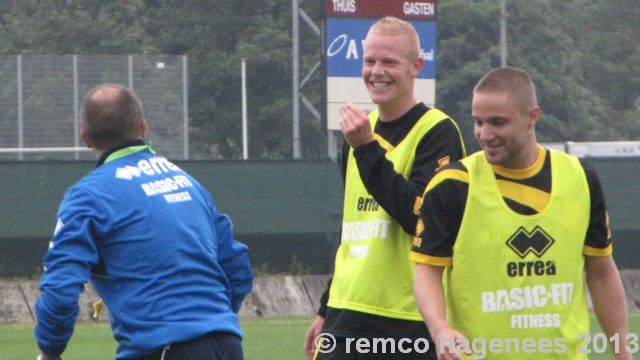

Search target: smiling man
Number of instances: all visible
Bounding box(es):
[304,16,465,360]
[411,66,630,360]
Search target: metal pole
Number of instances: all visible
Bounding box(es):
[500,0,507,67]
[128,55,134,89]
[292,0,301,159]
[241,58,249,160]
[182,55,189,160]
[17,55,23,160]
[73,55,80,159]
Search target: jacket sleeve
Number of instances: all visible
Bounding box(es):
[214,211,254,313]
[35,187,102,356]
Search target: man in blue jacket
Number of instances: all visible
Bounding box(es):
[35,83,253,360]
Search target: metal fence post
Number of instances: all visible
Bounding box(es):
[73,55,80,160]
[183,55,189,160]
[17,55,23,160]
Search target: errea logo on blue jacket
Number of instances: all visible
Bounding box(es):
[113,156,194,203]
[115,157,183,180]
[116,165,142,180]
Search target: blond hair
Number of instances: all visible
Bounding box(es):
[368,16,421,60]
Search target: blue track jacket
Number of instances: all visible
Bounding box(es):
[35,143,253,359]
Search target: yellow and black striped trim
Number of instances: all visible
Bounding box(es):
[584,244,612,257]
[373,133,395,153]
[496,180,550,213]
[409,251,452,266]
[423,168,469,196]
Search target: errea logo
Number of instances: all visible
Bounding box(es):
[116,165,142,180]
[506,226,557,277]
[506,226,555,259]
[115,157,182,180]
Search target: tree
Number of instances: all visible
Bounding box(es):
[507,0,610,142]
[436,0,638,151]
[436,0,505,152]
[0,0,637,159]
[568,0,640,139]
[144,0,325,159]
[0,0,153,54]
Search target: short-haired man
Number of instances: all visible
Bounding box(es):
[35,84,253,360]
[412,67,630,359]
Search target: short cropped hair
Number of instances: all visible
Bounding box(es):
[368,16,421,60]
[81,84,144,150]
[473,66,538,115]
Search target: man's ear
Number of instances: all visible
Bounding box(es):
[80,128,94,148]
[140,117,148,139]
[412,57,424,77]
[528,106,540,129]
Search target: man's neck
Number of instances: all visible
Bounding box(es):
[95,139,146,166]
[377,98,418,122]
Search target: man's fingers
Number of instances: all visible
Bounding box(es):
[346,104,367,118]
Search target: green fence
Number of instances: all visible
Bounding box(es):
[0,160,343,276]
[0,158,637,277]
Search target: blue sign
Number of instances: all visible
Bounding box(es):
[326,18,436,79]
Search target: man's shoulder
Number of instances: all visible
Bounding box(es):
[439,161,468,173]
[549,149,599,180]
[434,161,469,181]
[424,161,469,194]
[419,107,457,129]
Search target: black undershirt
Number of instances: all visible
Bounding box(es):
[412,150,611,259]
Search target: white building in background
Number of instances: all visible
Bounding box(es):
[543,141,640,158]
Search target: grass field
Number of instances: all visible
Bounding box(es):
[0,316,313,360]
[1,315,637,359]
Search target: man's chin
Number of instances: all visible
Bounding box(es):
[483,150,503,165]
[367,94,386,104]
[367,88,392,103]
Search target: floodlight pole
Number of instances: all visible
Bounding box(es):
[242,58,249,160]
[292,0,302,159]
[292,0,322,160]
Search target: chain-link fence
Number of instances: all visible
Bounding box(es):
[0,55,188,160]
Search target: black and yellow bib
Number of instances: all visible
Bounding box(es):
[447,150,590,359]
[328,108,450,320]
